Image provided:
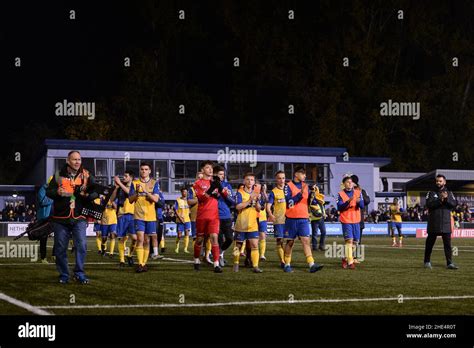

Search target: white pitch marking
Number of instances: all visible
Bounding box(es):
[37,295,474,309]
[366,245,474,252]
[0,257,194,266]
[0,292,53,315]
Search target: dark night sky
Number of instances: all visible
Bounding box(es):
[1,1,473,183]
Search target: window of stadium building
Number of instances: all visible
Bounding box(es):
[283,163,329,193]
[170,160,199,192]
[112,159,169,191]
[94,159,108,185]
[94,159,107,177]
[154,160,169,192]
[54,158,66,172]
[226,162,278,188]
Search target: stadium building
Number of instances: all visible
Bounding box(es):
[23,139,392,204]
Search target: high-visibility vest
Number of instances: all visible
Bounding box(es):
[285,181,309,219]
[338,189,361,224]
[52,169,90,219]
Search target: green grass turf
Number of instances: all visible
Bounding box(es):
[0,236,473,315]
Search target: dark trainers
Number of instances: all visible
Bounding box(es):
[136,265,144,273]
[59,278,69,284]
[214,266,223,273]
[126,255,134,266]
[447,263,459,270]
[252,267,263,273]
[193,263,200,271]
[310,264,324,273]
[73,275,89,284]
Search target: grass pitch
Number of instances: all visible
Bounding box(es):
[0,236,473,315]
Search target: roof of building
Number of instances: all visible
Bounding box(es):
[45,139,349,157]
[379,171,426,179]
[405,169,474,191]
[0,185,37,192]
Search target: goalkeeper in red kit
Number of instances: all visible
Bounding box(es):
[193,160,229,273]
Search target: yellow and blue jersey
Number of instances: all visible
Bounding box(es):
[175,197,191,223]
[129,178,159,221]
[188,187,198,222]
[117,186,134,216]
[101,199,117,225]
[309,194,325,221]
[390,204,403,223]
[258,196,267,221]
[235,189,259,233]
[268,187,286,225]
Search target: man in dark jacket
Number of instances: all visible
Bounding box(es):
[424,174,458,270]
[37,176,54,263]
[351,175,370,244]
[46,150,98,283]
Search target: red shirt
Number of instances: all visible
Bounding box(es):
[193,178,228,220]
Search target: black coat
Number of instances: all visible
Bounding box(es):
[46,165,96,223]
[426,188,457,234]
[359,189,370,230]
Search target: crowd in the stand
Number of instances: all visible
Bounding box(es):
[1,200,471,225]
[367,203,471,224]
[161,200,471,224]
[1,202,37,222]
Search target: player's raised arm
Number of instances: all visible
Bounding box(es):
[145,181,160,203]
[128,182,138,203]
[222,184,235,207]
[235,191,250,212]
[109,184,119,203]
[194,180,212,202]
[337,192,350,211]
[188,186,198,206]
[114,175,130,195]
[255,196,262,212]
[284,183,303,207]
[357,192,365,209]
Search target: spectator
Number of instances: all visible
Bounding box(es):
[7,208,15,221]
[18,212,27,222]
[16,202,26,215]
[25,209,35,222]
